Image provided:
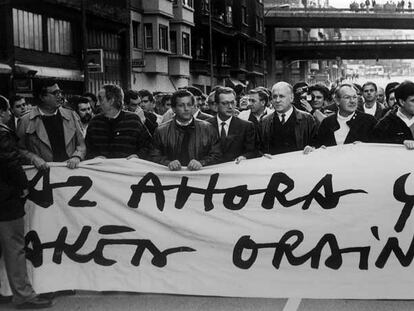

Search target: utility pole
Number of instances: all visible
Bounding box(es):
[209,0,214,89]
[82,0,89,92]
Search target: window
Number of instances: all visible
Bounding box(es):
[170,30,177,54]
[47,17,72,55]
[159,25,168,51]
[182,32,190,56]
[254,47,261,65]
[183,0,193,8]
[256,16,263,33]
[13,9,43,51]
[132,21,141,49]
[144,23,153,49]
[195,37,205,59]
[282,30,290,42]
[240,42,246,64]
[221,46,229,65]
[241,6,247,24]
[226,6,232,24]
[202,0,210,12]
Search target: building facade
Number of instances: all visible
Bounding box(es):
[190,0,266,93]
[0,0,130,100]
[130,0,194,93]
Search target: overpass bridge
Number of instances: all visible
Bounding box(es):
[264,6,414,84]
[264,7,414,29]
[274,40,414,59]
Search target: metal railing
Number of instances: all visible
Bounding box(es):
[274,39,414,46]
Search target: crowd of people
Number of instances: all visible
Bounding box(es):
[1,77,414,308]
[349,0,412,12]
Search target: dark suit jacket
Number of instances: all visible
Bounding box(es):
[357,102,386,120]
[258,108,316,154]
[207,116,258,163]
[314,111,377,147]
[144,111,158,135]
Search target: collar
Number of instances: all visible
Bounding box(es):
[364,102,377,111]
[337,111,355,122]
[175,117,194,126]
[397,107,414,126]
[105,110,121,120]
[193,109,200,118]
[277,106,293,120]
[39,107,59,116]
[217,115,232,126]
[30,106,72,121]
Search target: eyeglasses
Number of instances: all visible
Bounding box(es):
[47,90,63,96]
[340,95,358,101]
[220,101,236,107]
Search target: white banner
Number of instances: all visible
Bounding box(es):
[2,143,414,299]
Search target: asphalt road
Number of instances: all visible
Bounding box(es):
[1,293,414,311]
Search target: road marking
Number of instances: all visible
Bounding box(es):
[282,298,302,311]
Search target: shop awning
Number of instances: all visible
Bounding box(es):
[0,63,12,74]
[15,63,84,81]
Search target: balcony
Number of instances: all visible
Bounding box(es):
[169,57,190,77]
[199,14,236,36]
[142,0,173,18]
[173,2,194,25]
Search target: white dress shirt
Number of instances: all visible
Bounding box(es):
[276,106,293,123]
[334,112,355,145]
[217,116,232,136]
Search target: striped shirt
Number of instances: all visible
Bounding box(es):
[85,110,152,159]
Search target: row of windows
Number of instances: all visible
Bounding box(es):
[133,22,191,56]
[13,9,72,55]
[203,4,263,33]
[194,36,261,66]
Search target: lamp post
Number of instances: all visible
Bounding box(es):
[82,0,89,93]
[209,0,214,89]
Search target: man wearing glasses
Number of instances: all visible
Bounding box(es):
[16,79,85,170]
[207,87,258,164]
[309,84,377,150]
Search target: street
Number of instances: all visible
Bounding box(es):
[1,293,414,311]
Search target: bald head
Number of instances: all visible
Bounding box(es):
[271,82,294,113]
[271,82,293,95]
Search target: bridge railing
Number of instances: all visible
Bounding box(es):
[274,39,414,46]
[265,6,414,15]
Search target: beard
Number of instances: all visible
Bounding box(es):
[80,113,92,124]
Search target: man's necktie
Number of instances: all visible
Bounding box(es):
[220,122,227,140]
[281,113,286,124]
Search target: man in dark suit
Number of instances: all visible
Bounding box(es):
[260,82,316,155]
[207,87,258,164]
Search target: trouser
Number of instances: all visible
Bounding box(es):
[0,217,36,304]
